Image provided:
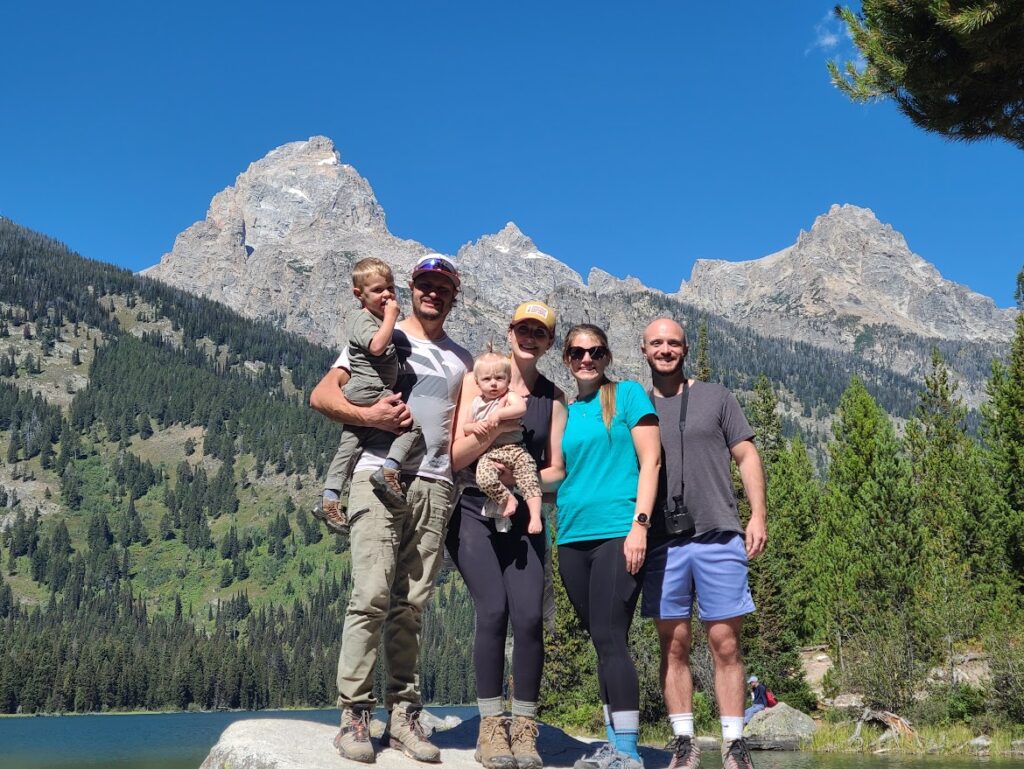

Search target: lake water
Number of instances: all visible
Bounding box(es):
[0,709,1019,769]
[0,707,475,769]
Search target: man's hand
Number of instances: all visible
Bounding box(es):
[467,422,490,437]
[745,515,767,559]
[366,393,413,434]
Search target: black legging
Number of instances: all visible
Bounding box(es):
[557,537,642,713]
[446,491,546,703]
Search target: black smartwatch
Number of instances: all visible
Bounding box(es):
[633,512,651,528]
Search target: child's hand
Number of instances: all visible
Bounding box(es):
[469,422,490,437]
[383,297,401,321]
[486,414,502,429]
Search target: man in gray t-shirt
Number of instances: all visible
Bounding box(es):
[638,318,766,769]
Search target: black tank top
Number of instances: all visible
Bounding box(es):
[460,376,556,518]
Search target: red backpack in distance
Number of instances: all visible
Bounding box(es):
[765,689,778,707]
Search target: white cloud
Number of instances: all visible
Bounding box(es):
[806,10,846,55]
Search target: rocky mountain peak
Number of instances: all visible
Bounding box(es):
[677,203,1014,345]
[456,225,584,310]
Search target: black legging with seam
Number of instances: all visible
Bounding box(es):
[557,536,643,713]
[445,376,555,705]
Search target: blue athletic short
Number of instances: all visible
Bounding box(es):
[641,531,755,621]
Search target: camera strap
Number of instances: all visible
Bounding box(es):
[649,379,690,488]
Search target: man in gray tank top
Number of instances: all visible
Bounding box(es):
[638,318,766,769]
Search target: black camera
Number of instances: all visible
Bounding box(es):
[664,493,695,536]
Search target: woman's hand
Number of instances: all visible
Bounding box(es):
[623,525,647,575]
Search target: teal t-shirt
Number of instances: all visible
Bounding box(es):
[556,380,657,544]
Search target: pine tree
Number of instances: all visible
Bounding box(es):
[695,319,711,381]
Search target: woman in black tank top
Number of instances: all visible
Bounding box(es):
[449,301,567,769]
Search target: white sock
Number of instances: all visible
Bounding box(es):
[721,716,744,742]
[669,713,694,737]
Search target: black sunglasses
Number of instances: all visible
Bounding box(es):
[567,345,609,362]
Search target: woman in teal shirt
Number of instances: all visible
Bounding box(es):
[551,323,661,769]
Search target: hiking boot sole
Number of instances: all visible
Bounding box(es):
[334,732,375,763]
[384,734,441,764]
[370,472,409,509]
[475,748,517,769]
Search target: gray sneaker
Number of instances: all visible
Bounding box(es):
[721,739,755,769]
[334,705,375,763]
[666,736,701,769]
[574,744,643,769]
[383,704,441,763]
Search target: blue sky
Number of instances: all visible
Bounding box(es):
[2,2,1022,307]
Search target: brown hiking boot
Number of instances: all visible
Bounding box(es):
[371,467,408,508]
[334,705,375,763]
[475,715,516,769]
[383,703,441,763]
[510,715,543,769]
[314,496,349,535]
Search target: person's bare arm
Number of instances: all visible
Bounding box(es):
[732,439,767,558]
[491,391,527,422]
[309,367,412,433]
[623,415,661,575]
[539,394,567,492]
[367,301,400,356]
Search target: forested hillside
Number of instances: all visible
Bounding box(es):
[2,218,1023,733]
[0,219,475,710]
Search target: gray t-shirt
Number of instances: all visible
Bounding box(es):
[651,381,755,537]
[334,324,472,482]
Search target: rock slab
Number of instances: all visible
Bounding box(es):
[744,703,817,748]
[199,717,675,769]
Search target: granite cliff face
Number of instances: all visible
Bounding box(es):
[147,137,1015,406]
[145,137,429,346]
[677,204,1015,347]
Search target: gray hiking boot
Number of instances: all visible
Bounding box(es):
[721,739,755,769]
[666,735,701,769]
[314,495,348,535]
[475,715,516,769]
[334,704,375,763]
[384,703,441,763]
[574,744,643,769]
[509,715,543,769]
[371,467,408,509]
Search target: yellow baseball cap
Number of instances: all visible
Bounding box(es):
[511,301,556,332]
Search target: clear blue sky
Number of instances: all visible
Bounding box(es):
[3,2,1022,307]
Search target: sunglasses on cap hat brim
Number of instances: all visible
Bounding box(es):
[413,256,460,286]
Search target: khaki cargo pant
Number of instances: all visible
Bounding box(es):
[336,470,454,709]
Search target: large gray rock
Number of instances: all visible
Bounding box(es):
[744,703,817,749]
[199,717,674,769]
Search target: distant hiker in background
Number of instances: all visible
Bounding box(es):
[639,318,767,769]
[315,256,424,534]
[310,254,471,764]
[744,676,768,724]
[448,300,566,769]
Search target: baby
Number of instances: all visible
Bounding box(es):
[316,257,422,534]
[464,351,543,534]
